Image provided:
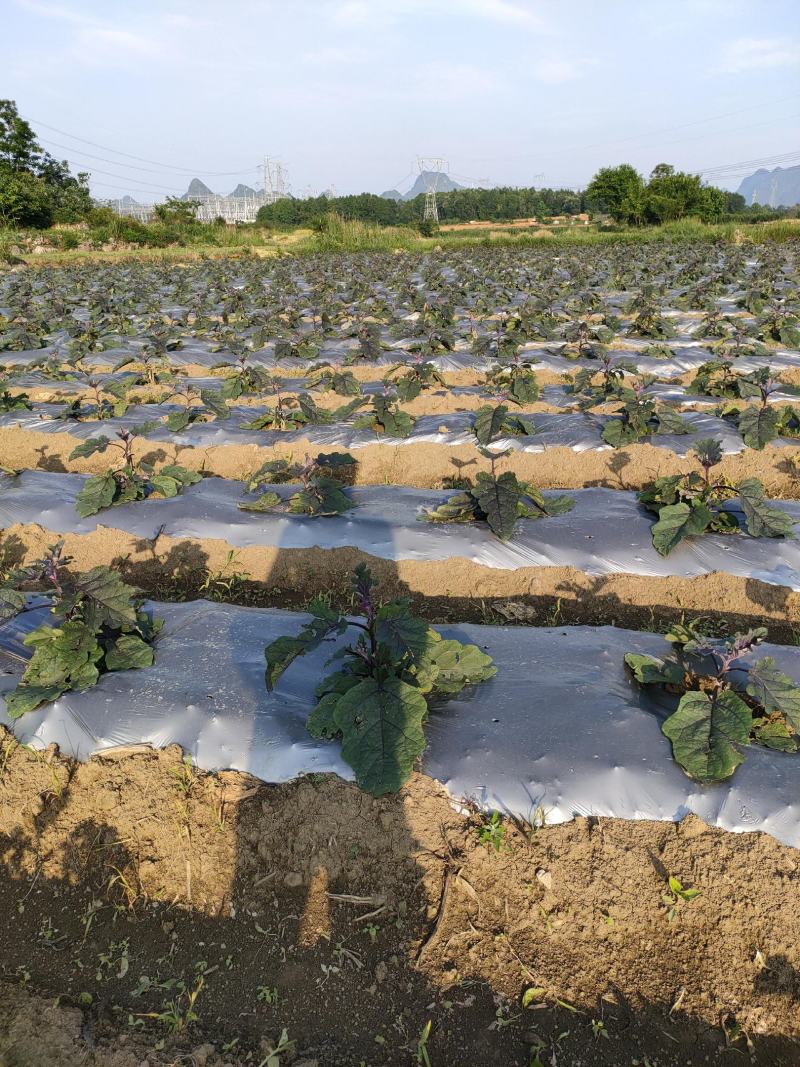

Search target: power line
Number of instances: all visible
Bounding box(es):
[23,114,258,176]
[39,136,259,180]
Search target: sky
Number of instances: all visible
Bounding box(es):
[3,0,799,201]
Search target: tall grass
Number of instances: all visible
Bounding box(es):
[296,215,418,253]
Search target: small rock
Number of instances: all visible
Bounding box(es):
[535,868,552,890]
[283,871,303,888]
[375,961,388,984]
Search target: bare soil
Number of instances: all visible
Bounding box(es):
[5,523,800,638]
[0,735,798,1066]
[3,425,800,499]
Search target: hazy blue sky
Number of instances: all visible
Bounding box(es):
[3,0,799,200]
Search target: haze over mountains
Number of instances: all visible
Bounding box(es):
[119,165,800,209]
[736,165,800,208]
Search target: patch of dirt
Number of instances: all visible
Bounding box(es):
[1,734,799,1065]
[6,523,800,635]
[2,424,799,497]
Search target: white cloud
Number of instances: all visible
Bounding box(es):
[717,37,799,74]
[530,57,594,84]
[331,0,545,30]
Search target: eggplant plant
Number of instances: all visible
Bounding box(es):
[243,393,363,431]
[422,449,574,541]
[625,625,800,782]
[0,541,162,718]
[69,429,202,517]
[637,438,794,555]
[600,378,689,447]
[162,382,230,432]
[354,395,415,437]
[264,564,496,794]
[715,368,800,449]
[383,361,445,401]
[482,362,539,405]
[239,452,357,517]
[472,403,535,445]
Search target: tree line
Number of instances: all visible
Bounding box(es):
[0,99,93,227]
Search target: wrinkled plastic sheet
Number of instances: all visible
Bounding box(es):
[1,603,799,846]
[0,402,770,456]
[1,471,799,589]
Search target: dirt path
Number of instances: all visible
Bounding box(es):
[1,734,798,1066]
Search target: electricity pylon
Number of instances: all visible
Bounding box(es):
[416,157,448,223]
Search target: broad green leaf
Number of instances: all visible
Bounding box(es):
[334,676,428,795]
[651,501,713,556]
[752,717,797,751]
[0,586,26,623]
[200,390,230,419]
[473,404,509,446]
[654,409,690,435]
[376,602,430,659]
[69,436,110,460]
[737,479,795,540]
[287,477,354,516]
[238,490,281,513]
[63,566,139,628]
[104,633,155,671]
[165,409,193,432]
[624,653,684,686]
[5,683,66,719]
[422,492,477,524]
[75,471,117,517]
[159,465,201,486]
[473,470,524,541]
[738,405,779,450]
[265,605,346,690]
[148,475,180,498]
[747,657,800,731]
[662,689,752,782]
[419,636,496,695]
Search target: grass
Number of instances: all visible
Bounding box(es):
[3,215,797,269]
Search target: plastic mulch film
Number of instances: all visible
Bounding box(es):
[0,403,775,456]
[1,471,799,588]
[1,603,798,846]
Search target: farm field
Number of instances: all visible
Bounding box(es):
[2,238,800,1065]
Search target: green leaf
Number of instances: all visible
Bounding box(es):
[69,436,110,460]
[375,602,430,659]
[422,491,478,525]
[752,717,797,751]
[165,409,193,432]
[148,474,180,498]
[159,465,202,486]
[738,405,779,450]
[737,479,795,540]
[287,477,354,516]
[651,501,713,556]
[5,683,66,719]
[200,390,230,419]
[624,653,684,686]
[0,586,26,623]
[75,471,117,517]
[334,676,428,795]
[473,470,524,541]
[104,633,155,671]
[473,404,509,446]
[662,689,752,782]
[418,635,496,695]
[63,566,139,629]
[654,409,690,435]
[747,658,800,732]
[265,604,346,690]
[238,490,281,513]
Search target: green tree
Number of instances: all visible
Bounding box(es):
[585,164,645,223]
[153,196,200,224]
[0,99,42,171]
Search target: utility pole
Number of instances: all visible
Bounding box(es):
[416,156,448,223]
[261,157,288,202]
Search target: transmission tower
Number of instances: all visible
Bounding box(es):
[416,157,448,222]
[261,157,287,201]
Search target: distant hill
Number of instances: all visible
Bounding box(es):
[229,183,256,197]
[181,178,214,200]
[380,171,464,202]
[736,165,800,208]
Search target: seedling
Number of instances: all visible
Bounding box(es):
[626,624,800,781]
[69,428,201,516]
[662,875,702,922]
[239,453,356,517]
[0,541,162,717]
[637,438,794,555]
[264,564,495,794]
[353,394,415,437]
[475,811,506,852]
